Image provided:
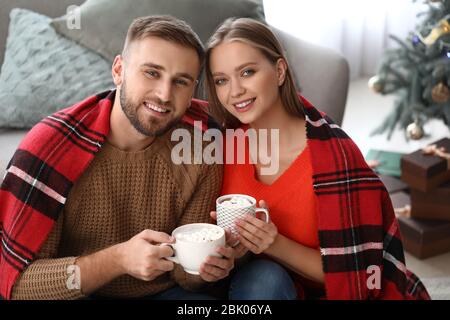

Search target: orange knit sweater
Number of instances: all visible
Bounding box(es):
[221,136,322,298]
[221,146,319,249]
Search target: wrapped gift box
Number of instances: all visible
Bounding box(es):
[366,149,403,177]
[397,215,450,259]
[390,191,450,259]
[401,138,450,192]
[410,181,450,221]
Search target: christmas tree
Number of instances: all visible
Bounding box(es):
[369,0,450,140]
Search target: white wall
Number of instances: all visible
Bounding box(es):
[264,0,427,78]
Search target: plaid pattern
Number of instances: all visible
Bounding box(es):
[0,90,212,300]
[301,96,430,299]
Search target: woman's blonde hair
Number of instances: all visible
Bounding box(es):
[205,17,304,129]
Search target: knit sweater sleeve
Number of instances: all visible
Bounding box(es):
[171,162,223,291]
[10,214,84,300]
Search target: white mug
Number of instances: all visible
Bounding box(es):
[216,194,270,237]
[162,223,225,275]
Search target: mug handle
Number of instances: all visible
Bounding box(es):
[160,243,179,264]
[255,207,270,223]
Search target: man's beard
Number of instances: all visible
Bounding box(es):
[119,79,183,137]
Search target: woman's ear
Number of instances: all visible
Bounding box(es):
[112,55,124,87]
[276,58,287,86]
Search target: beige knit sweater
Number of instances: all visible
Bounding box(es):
[11,124,223,299]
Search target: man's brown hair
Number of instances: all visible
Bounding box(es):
[123,15,205,67]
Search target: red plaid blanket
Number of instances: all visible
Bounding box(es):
[301,96,430,299]
[0,90,211,299]
[0,90,430,299]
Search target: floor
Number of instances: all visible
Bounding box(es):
[342,77,450,283]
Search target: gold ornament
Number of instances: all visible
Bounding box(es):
[420,18,450,46]
[431,82,450,103]
[368,75,384,93]
[406,122,424,140]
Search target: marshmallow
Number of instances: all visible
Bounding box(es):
[177,228,222,243]
[220,196,252,208]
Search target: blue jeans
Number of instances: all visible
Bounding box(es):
[150,285,217,300]
[229,259,298,300]
[88,285,217,300]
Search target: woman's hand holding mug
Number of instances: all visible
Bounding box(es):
[214,195,277,255]
[234,200,278,254]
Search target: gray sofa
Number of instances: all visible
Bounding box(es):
[0,0,349,177]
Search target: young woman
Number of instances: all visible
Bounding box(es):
[205,17,430,300]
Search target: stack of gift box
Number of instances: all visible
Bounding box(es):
[392,138,450,259]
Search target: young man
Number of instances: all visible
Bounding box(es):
[0,16,233,300]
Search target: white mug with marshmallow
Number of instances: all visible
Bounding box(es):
[162,223,225,275]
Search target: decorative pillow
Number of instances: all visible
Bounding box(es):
[0,8,114,128]
[51,0,265,62]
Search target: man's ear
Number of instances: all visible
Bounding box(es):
[112,55,124,87]
[276,58,287,86]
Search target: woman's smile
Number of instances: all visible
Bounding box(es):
[232,98,256,113]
